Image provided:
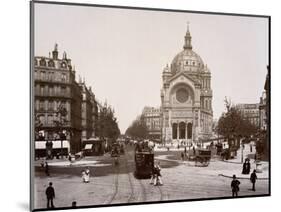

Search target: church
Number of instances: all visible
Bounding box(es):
[161,24,213,144]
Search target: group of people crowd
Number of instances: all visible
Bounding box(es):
[231,169,258,197]
[231,157,258,197]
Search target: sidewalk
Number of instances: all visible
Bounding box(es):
[155,152,269,180]
[34,154,112,168]
[219,144,269,179]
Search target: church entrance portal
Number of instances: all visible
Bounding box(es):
[171,122,192,140]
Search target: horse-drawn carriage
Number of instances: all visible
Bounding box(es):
[111,143,121,157]
[194,149,211,167]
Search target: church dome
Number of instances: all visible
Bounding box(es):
[171,49,204,73]
[171,24,205,73]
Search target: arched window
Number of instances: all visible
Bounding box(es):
[179,122,186,139]
[172,123,177,139]
[61,62,67,68]
[48,60,55,67]
[39,58,46,66]
[34,58,38,66]
[187,123,192,139]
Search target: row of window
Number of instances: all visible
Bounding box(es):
[201,98,212,110]
[37,113,69,126]
[34,70,68,82]
[147,122,160,130]
[202,78,211,89]
[35,100,68,112]
[35,58,68,69]
[201,115,212,133]
[243,110,259,114]
[177,60,202,67]
[35,84,69,97]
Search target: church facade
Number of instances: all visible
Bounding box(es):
[161,25,213,144]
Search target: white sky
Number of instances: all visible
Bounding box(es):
[34,3,268,133]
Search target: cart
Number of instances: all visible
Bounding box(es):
[195,149,211,167]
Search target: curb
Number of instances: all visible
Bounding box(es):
[220,160,242,164]
[218,174,269,180]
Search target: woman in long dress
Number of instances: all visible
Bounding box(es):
[81,170,86,183]
[84,167,90,183]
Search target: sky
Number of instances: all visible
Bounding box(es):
[34,3,269,133]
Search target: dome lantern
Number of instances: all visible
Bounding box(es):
[183,22,192,50]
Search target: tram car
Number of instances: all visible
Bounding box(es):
[194,148,211,167]
[134,150,154,178]
[134,141,154,178]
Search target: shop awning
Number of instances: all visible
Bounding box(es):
[35,140,70,149]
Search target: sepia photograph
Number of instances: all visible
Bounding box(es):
[31,1,270,211]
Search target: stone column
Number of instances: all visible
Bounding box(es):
[191,123,193,141]
[177,122,179,140]
[185,122,188,139]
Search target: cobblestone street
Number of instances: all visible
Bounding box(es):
[34,146,269,209]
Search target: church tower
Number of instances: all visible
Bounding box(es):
[161,24,213,145]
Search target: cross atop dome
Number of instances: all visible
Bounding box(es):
[183,22,192,50]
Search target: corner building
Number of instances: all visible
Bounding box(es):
[34,44,82,152]
[161,25,213,144]
[142,106,161,139]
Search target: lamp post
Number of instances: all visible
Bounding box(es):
[240,137,245,163]
[241,143,244,163]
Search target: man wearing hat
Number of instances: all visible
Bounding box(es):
[231,175,241,197]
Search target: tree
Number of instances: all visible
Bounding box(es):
[97,102,120,140]
[125,115,148,139]
[216,97,258,147]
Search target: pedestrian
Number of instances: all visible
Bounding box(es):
[84,167,90,183]
[81,170,86,183]
[45,182,55,208]
[242,159,247,174]
[193,146,196,155]
[231,175,240,197]
[150,164,156,185]
[246,159,251,174]
[68,152,72,163]
[154,161,163,186]
[45,161,50,177]
[71,201,77,208]
[250,144,253,152]
[250,169,258,191]
[181,152,184,161]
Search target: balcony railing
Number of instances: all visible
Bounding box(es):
[34,90,71,98]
